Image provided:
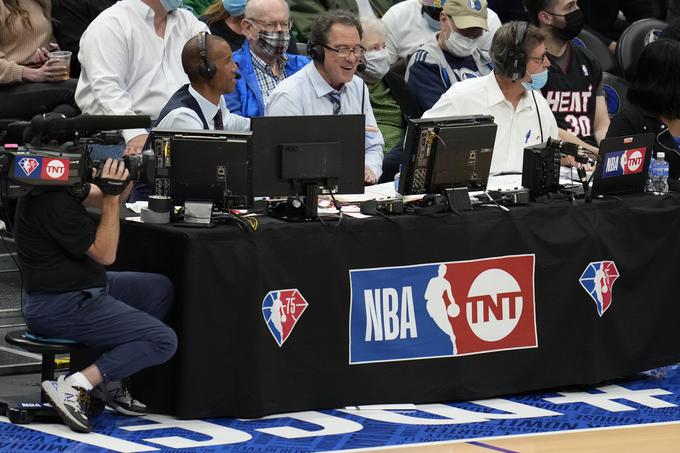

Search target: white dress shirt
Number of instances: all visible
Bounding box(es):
[75,0,208,142]
[266,63,384,180]
[423,73,559,175]
[156,85,250,131]
[382,0,502,64]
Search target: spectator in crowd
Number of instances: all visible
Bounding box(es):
[382,0,501,66]
[224,0,309,117]
[288,0,399,43]
[423,22,559,175]
[607,39,680,181]
[578,0,656,53]
[75,0,207,157]
[525,0,609,150]
[406,0,495,111]
[157,32,250,130]
[183,0,213,15]
[51,0,117,78]
[358,18,422,153]
[267,10,384,184]
[488,0,528,22]
[0,0,79,120]
[202,0,301,53]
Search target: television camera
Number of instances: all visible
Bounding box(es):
[0,113,155,199]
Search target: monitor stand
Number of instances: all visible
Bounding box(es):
[267,183,320,222]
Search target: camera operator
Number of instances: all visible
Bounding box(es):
[14,158,177,433]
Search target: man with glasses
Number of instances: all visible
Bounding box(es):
[405,0,496,112]
[224,0,309,118]
[423,22,559,175]
[524,0,608,153]
[267,10,384,185]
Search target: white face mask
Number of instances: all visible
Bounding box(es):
[444,30,479,57]
[363,49,390,81]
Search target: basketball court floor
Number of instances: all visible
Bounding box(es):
[0,365,678,452]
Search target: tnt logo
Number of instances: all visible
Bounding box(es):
[42,158,69,180]
[262,289,308,347]
[349,255,537,364]
[16,157,41,177]
[602,148,646,178]
[580,261,619,316]
[468,0,482,10]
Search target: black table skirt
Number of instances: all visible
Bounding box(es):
[107,194,680,419]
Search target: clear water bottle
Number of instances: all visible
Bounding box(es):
[394,164,402,194]
[645,156,656,192]
[651,152,669,195]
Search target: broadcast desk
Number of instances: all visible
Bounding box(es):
[107,194,680,419]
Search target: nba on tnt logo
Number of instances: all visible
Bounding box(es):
[602,147,646,178]
[349,255,537,364]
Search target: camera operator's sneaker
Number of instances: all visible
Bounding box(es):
[41,376,91,433]
[91,380,148,416]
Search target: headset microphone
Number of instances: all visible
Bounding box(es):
[234,72,241,79]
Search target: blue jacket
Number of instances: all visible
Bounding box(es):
[224,39,310,118]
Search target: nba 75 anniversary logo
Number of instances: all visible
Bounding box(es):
[579,261,619,316]
[349,255,537,364]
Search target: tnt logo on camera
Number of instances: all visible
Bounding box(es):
[602,147,646,178]
[349,255,537,364]
[41,158,69,181]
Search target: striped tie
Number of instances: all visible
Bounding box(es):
[327,91,341,115]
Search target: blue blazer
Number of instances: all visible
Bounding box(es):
[224,39,310,118]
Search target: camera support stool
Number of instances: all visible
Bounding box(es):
[0,330,102,424]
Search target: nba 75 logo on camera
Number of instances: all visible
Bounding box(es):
[349,255,537,364]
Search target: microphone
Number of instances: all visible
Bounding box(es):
[546,138,596,165]
[29,113,152,143]
[234,72,241,79]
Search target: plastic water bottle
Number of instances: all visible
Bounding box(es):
[394,164,402,194]
[645,156,656,192]
[651,152,669,195]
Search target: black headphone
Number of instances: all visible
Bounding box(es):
[307,42,325,63]
[502,21,529,81]
[198,31,216,80]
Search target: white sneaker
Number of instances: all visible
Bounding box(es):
[41,376,91,433]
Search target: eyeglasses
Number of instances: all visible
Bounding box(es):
[247,18,293,32]
[322,44,366,58]
[527,54,548,64]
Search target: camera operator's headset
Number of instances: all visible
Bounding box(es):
[501,21,544,142]
[198,31,216,80]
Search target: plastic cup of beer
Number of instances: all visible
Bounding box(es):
[48,50,72,80]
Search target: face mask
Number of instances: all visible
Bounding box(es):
[255,31,290,58]
[422,10,441,32]
[363,49,390,81]
[522,68,549,91]
[552,9,584,41]
[160,0,182,12]
[444,28,478,57]
[222,0,246,16]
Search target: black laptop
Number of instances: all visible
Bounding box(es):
[591,133,655,196]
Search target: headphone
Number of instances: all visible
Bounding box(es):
[307,42,326,63]
[197,31,216,80]
[502,21,529,81]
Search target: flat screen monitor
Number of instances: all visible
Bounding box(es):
[250,115,366,198]
[150,128,252,208]
[399,115,497,195]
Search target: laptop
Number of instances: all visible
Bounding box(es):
[591,133,655,196]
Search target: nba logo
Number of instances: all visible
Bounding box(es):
[579,261,620,316]
[262,289,309,347]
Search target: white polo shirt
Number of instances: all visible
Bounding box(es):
[382,0,502,65]
[423,72,559,175]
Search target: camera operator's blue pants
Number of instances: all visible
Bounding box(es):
[22,272,177,382]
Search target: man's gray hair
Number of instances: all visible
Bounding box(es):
[490,21,545,76]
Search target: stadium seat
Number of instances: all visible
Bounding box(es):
[617,18,668,80]
[601,72,630,117]
[572,29,618,75]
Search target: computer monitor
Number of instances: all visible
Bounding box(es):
[250,115,366,219]
[398,115,497,195]
[150,128,253,209]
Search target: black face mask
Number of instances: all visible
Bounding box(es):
[552,8,584,41]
